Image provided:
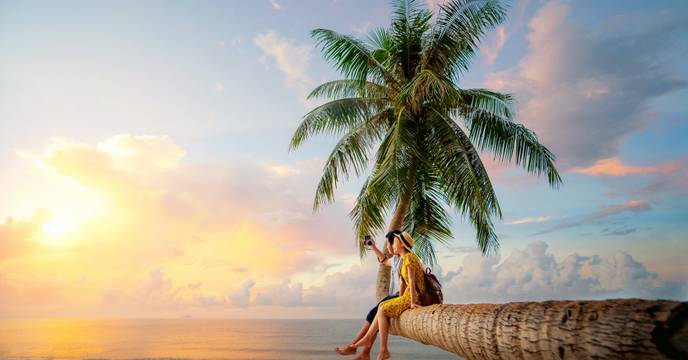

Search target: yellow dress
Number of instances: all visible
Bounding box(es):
[379,252,426,318]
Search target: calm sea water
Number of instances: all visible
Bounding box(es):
[0,319,458,359]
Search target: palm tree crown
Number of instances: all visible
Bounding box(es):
[289,0,562,265]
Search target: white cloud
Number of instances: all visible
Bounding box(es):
[255,281,303,306]
[229,279,255,307]
[210,240,685,316]
[350,21,372,34]
[253,31,314,107]
[270,0,282,11]
[480,25,506,64]
[213,82,225,93]
[230,36,244,47]
[442,241,686,303]
[508,215,555,225]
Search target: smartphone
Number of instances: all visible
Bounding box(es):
[364,235,372,246]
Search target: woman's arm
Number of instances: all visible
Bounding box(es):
[407,266,417,305]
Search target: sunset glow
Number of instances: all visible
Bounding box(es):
[0,0,685,325]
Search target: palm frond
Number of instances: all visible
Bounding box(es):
[313,110,392,210]
[289,97,384,150]
[430,109,502,254]
[404,157,453,266]
[396,69,460,113]
[423,0,507,80]
[291,0,561,261]
[307,80,391,101]
[311,28,400,86]
[462,109,563,188]
[367,27,396,69]
[458,88,514,119]
[390,0,433,80]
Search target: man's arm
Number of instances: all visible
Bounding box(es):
[369,241,392,266]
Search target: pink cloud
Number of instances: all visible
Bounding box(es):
[483,1,687,169]
[598,199,651,215]
[532,199,651,235]
[571,157,681,177]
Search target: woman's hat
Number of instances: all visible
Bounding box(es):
[397,231,415,252]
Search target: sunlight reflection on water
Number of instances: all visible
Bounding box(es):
[0,319,459,359]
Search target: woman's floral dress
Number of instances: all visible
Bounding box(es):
[379,252,426,318]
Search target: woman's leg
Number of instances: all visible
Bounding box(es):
[376,313,391,360]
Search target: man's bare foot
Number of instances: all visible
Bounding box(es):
[376,350,391,360]
[334,344,357,355]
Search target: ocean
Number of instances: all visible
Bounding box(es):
[0,319,458,359]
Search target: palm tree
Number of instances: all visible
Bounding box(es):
[288,1,688,358]
[290,0,562,301]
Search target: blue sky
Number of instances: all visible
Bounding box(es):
[0,0,686,318]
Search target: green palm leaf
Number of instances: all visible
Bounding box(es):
[291,0,561,265]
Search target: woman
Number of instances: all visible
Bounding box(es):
[348,230,427,360]
[335,231,402,358]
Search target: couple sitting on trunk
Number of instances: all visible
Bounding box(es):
[335,230,442,360]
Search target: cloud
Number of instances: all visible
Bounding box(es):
[1,135,362,317]
[425,0,445,13]
[229,279,255,307]
[485,1,688,169]
[532,199,651,235]
[0,212,43,260]
[443,241,686,303]
[480,25,506,65]
[213,82,225,93]
[630,158,688,196]
[508,215,555,225]
[230,36,244,46]
[255,281,304,306]
[221,240,686,316]
[270,0,282,11]
[571,157,682,177]
[572,156,688,199]
[350,21,372,34]
[254,31,313,106]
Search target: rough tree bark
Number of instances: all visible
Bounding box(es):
[389,298,688,359]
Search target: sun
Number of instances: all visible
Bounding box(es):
[42,215,80,241]
[39,194,106,243]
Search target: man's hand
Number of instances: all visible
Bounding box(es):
[361,237,389,264]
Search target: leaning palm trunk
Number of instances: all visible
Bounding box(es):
[376,163,417,301]
[389,298,688,359]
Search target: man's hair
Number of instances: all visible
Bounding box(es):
[385,230,402,245]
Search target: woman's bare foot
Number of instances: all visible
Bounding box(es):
[376,349,391,360]
[353,349,371,360]
[334,343,357,355]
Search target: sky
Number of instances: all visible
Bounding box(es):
[0,0,686,319]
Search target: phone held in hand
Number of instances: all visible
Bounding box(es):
[364,235,372,247]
